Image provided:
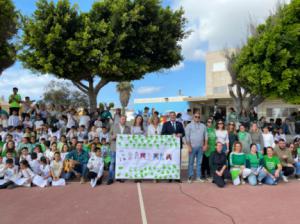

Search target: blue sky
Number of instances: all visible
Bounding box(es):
[0,0,283,108]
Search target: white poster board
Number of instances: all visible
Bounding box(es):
[116,134,180,179]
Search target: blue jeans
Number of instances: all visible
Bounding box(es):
[248,168,267,186]
[64,163,88,180]
[108,151,116,180]
[295,162,300,175]
[188,146,203,179]
[262,172,280,185]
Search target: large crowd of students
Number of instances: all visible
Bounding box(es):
[0,87,300,189]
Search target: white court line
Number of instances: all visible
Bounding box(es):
[137,183,148,224]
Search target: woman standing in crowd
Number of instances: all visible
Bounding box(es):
[262,126,274,154]
[227,122,238,156]
[249,123,264,154]
[131,115,145,135]
[246,144,266,185]
[215,120,229,154]
[237,124,252,154]
[201,118,216,180]
[147,116,162,135]
[210,142,231,188]
[229,142,251,185]
[239,109,250,130]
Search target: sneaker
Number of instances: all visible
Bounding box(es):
[258,181,262,185]
[106,179,113,185]
[241,180,246,185]
[206,177,213,183]
[80,177,85,184]
[282,175,289,183]
[187,177,192,184]
[195,178,205,183]
[90,179,97,188]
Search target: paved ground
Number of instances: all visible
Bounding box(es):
[1,178,300,224]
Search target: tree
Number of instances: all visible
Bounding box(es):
[0,0,19,75]
[231,0,300,108]
[42,80,89,108]
[19,0,188,112]
[116,81,134,115]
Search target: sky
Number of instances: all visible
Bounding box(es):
[0,0,288,108]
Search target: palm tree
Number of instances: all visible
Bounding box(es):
[116,82,134,115]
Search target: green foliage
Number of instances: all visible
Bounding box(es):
[19,0,187,86]
[42,80,89,108]
[0,0,19,74]
[234,0,300,104]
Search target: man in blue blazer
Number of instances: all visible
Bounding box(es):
[161,111,185,182]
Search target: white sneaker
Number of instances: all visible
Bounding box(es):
[90,179,97,188]
[195,178,205,183]
[206,177,213,183]
[241,180,246,185]
[282,175,289,183]
[187,177,192,184]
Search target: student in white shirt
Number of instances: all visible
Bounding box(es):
[98,126,110,142]
[66,109,77,130]
[34,114,44,130]
[87,148,104,187]
[45,142,57,162]
[18,160,35,187]
[23,114,33,128]
[32,156,51,188]
[8,110,20,127]
[50,152,65,186]
[29,152,41,175]
[19,147,32,163]
[79,109,91,129]
[215,120,229,154]
[0,158,19,189]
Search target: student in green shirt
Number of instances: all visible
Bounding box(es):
[229,141,251,185]
[246,144,266,186]
[262,147,282,185]
[8,87,22,116]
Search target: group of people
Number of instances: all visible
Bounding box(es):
[0,87,300,189]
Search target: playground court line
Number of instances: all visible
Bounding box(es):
[137,183,148,224]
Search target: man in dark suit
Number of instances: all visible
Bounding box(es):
[161,111,185,182]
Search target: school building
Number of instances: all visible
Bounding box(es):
[134,50,300,120]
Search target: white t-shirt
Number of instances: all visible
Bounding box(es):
[79,115,90,129]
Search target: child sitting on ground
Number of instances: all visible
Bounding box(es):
[87,148,104,188]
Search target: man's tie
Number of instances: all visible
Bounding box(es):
[172,122,176,131]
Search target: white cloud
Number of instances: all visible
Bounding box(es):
[0,67,67,101]
[136,86,163,95]
[172,0,291,60]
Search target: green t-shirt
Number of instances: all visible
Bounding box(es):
[264,156,280,174]
[9,94,21,108]
[230,152,246,167]
[205,127,216,157]
[246,153,263,168]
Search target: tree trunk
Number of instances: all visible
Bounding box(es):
[72,77,109,113]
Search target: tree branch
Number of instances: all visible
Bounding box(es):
[72,81,88,94]
[95,78,109,94]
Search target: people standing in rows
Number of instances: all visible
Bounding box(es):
[185,112,207,183]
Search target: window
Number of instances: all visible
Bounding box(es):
[213,86,227,94]
[212,61,226,72]
[266,108,298,118]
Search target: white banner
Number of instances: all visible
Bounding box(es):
[116,134,180,179]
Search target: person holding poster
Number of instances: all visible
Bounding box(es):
[185,112,208,183]
[108,115,131,185]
